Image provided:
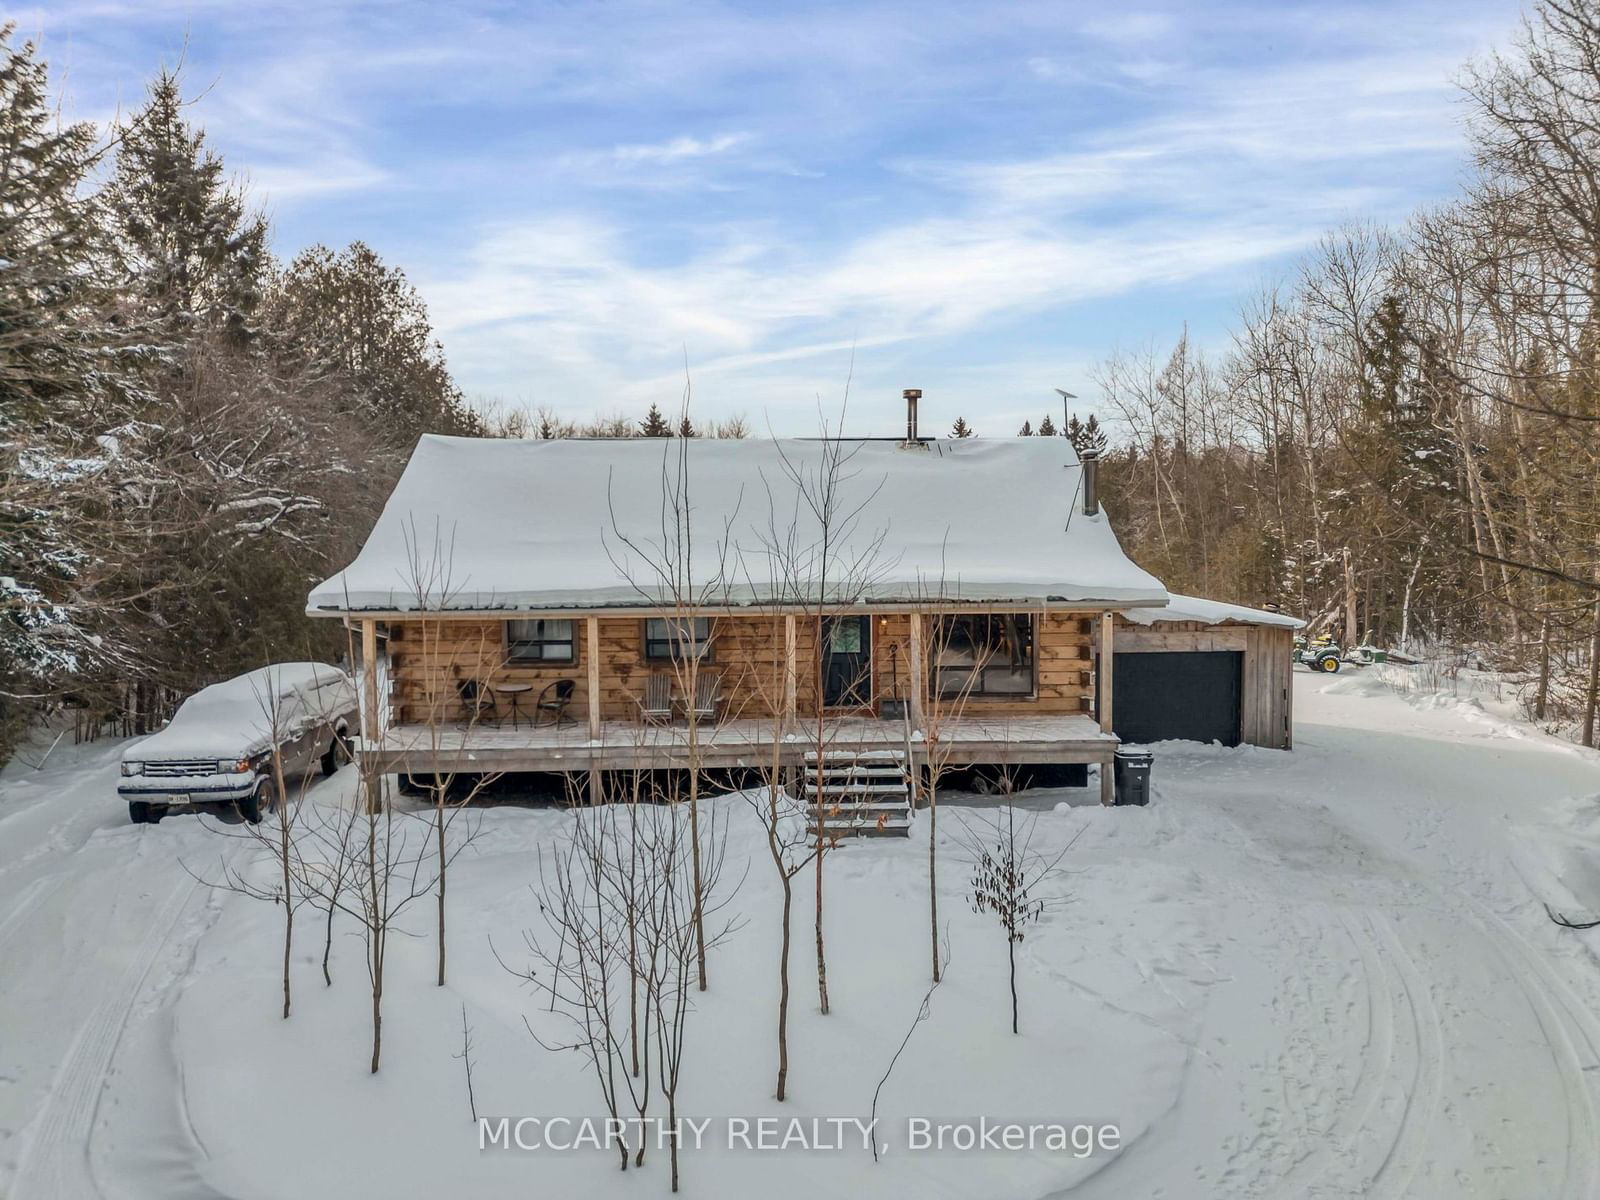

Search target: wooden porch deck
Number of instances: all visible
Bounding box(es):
[363,713,1117,774]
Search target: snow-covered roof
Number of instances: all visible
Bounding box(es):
[1122,593,1304,629]
[308,435,1169,613]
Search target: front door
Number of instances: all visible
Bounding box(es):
[822,616,873,709]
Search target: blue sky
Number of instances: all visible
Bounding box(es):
[30,0,1522,435]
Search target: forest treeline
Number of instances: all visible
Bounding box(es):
[0,30,484,755]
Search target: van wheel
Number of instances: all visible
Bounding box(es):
[128,801,150,824]
[237,783,270,824]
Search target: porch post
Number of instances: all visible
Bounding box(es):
[783,614,797,723]
[585,616,602,741]
[1098,610,1115,733]
[908,612,924,728]
[1099,610,1115,806]
[361,618,382,813]
[360,619,380,744]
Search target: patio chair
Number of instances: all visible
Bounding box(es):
[535,679,576,726]
[455,676,499,726]
[689,671,722,723]
[639,672,673,723]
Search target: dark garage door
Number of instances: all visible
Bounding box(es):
[1110,651,1242,747]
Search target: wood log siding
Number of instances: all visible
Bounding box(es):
[386,611,1095,726]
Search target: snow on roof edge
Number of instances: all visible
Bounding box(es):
[1122,593,1304,629]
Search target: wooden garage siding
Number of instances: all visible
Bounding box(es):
[1109,617,1294,750]
[386,610,1096,726]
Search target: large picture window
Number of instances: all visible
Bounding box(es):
[934,614,1035,698]
[643,617,714,662]
[506,619,576,663]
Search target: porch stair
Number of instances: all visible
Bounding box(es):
[800,748,912,838]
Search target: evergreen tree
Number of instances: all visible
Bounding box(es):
[1018,420,1033,436]
[640,403,673,437]
[951,417,973,437]
[101,71,268,346]
[267,241,478,446]
[1066,414,1108,458]
[0,26,138,753]
[678,414,697,438]
[1038,414,1057,437]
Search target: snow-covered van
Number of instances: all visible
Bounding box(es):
[118,663,357,825]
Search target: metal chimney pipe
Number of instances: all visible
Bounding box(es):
[1081,448,1100,516]
[903,388,922,442]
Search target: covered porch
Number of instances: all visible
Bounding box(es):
[361,712,1119,800]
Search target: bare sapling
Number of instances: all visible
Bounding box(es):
[455,1002,479,1122]
[188,661,330,1019]
[399,517,504,987]
[869,933,951,1162]
[509,782,739,1181]
[959,780,1081,1035]
[917,600,1015,985]
[736,611,817,1101]
[600,385,742,993]
[765,407,894,1017]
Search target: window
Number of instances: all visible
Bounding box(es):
[506,619,575,663]
[643,617,713,661]
[933,614,1035,698]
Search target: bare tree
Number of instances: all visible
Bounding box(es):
[959,785,1081,1035]
[398,517,502,987]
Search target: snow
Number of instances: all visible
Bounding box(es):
[306,435,1169,613]
[7,668,1600,1196]
[124,663,352,762]
[1121,592,1304,628]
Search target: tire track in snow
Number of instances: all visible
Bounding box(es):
[1460,901,1600,1200]
[1363,913,1444,1200]
[1267,908,1397,1199]
[0,875,64,953]
[10,874,203,1200]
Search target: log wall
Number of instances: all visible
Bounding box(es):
[385,610,1096,726]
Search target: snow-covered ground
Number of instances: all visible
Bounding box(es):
[5,667,1600,1198]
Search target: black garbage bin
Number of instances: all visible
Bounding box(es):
[1113,749,1153,807]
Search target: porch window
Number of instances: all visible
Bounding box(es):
[934,614,1035,698]
[506,619,576,663]
[643,617,713,661]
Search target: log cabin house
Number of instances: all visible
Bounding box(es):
[307,412,1295,814]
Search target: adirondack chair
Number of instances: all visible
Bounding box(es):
[639,672,673,723]
[689,671,722,723]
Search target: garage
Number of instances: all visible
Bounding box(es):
[1099,594,1304,750]
[1112,650,1243,746]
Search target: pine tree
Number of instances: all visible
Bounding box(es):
[1038,414,1057,437]
[101,70,268,346]
[951,417,973,437]
[640,403,673,437]
[1067,414,1107,458]
[0,26,138,754]
[267,241,477,445]
[678,414,697,438]
[1018,420,1034,436]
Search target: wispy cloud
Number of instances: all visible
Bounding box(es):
[605,132,751,165]
[30,0,1525,430]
